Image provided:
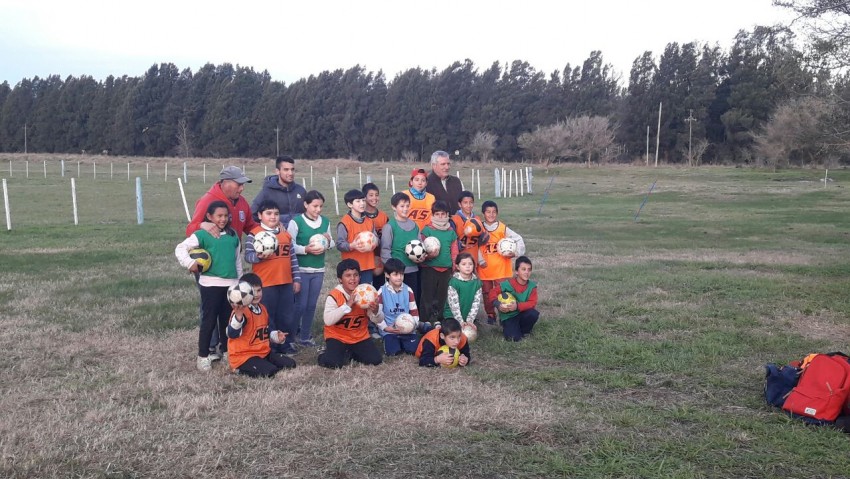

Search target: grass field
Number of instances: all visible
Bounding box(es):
[2,155,850,478]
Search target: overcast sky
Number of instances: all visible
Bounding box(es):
[0,0,797,86]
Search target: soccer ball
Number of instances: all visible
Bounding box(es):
[394,313,416,334]
[355,231,378,252]
[497,238,518,257]
[437,345,460,368]
[497,291,516,307]
[253,230,278,256]
[188,248,212,273]
[462,323,478,342]
[309,233,329,252]
[227,281,255,306]
[352,283,378,308]
[422,236,441,256]
[463,217,484,237]
[405,239,427,263]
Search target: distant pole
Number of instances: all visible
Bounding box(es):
[519,168,524,196]
[8,160,11,177]
[264,165,267,177]
[177,178,190,222]
[71,178,79,225]
[24,123,27,156]
[127,162,130,181]
[202,164,205,183]
[685,109,697,166]
[476,169,481,199]
[110,162,113,179]
[183,162,188,184]
[146,163,149,180]
[494,169,501,198]
[655,102,662,167]
[825,169,829,188]
[164,163,168,181]
[136,177,144,225]
[310,165,314,187]
[359,167,362,186]
[25,161,28,178]
[645,125,650,166]
[93,161,96,179]
[385,168,389,191]
[61,160,64,177]
[43,161,46,178]
[391,175,396,194]
[77,161,80,177]
[274,127,280,157]
[2,178,10,230]
[332,177,340,216]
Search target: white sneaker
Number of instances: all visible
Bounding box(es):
[208,351,222,362]
[196,355,213,371]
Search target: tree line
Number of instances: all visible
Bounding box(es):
[0,25,848,166]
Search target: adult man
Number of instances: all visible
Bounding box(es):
[186,165,257,359]
[425,150,464,207]
[251,155,307,227]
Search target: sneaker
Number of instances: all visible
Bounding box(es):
[433,321,441,330]
[280,344,298,356]
[486,316,497,325]
[196,356,213,371]
[371,332,381,339]
[208,350,222,362]
[298,338,317,347]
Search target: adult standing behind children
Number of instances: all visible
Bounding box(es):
[251,155,307,227]
[426,150,464,208]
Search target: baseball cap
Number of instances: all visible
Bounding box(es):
[219,166,252,184]
[409,168,427,180]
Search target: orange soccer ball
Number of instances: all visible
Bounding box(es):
[352,283,378,308]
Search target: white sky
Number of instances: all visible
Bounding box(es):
[0,0,797,86]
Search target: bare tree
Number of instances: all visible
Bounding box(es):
[400,150,418,162]
[467,131,498,162]
[774,0,850,69]
[176,118,192,158]
[518,122,576,169]
[566,116,617,167]
[753,96,841,170]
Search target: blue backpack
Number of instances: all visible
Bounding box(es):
[764,363,801,408]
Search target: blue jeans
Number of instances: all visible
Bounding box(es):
[359,269,374,285]
[382,333,419,356]
[502,309,539,342]
[294,271,325,341]
[262,283,296,352]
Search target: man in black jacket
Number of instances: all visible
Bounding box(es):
[425,150,464,207]
[251,156,307,227]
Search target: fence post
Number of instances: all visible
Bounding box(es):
[71,178,79,225]
[136,177,144,225]
[2,178,10,230]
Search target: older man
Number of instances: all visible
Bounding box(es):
[251,155,307,227]
[425,150,464,207]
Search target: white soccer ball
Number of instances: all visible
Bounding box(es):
[227,281,255,306]
[405,239,427,263]
[462,323,478,342]
[394,313,416,334]
[497,238,518,257]
[422,236,441,256]
[352,283,378,308]
[253,230,279,255]
[309,233,329,252]
[355,231,378,252]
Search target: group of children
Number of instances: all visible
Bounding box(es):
[175,167,540,376]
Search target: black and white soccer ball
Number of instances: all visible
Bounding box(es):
[227,281,255,306]
[253,231,279,256]
[405,239,427,263]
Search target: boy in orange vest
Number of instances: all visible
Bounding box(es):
[245,201,301,355]
[478,200,525,325]
[227,273,296,377]
[415,318,471,367]
[337,189,378,284]
[318,259,383,369]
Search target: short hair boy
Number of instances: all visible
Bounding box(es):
[337,189,378,284]
[492,256,539,341]
[415,318,471,367]
[479,200,526,324]
[381,192,422,304]
[317,259,383,368]
[227,273,297,377]
[369,258,421,355]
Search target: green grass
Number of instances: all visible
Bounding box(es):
[2,158,850,477]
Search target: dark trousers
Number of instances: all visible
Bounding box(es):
[382,333,419,356]
[262,283,295,352]
[318,338,383,369]
[237,353,296,378]
[420,267,452,324]
[404,270,420,306]
[502,309,539,342]
[198,285,230,357]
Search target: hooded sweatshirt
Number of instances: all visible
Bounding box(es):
[251,175,307,226]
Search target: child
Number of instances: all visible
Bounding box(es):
[245,201,301,355]
[288,190,335,347]
[336,189,378,284]
[493,256,540,342]
[419,200,458,326]
[444,252,483,333]
[318,259,383,369]
[403,168,435,232]
[415,318,471,367]
[362,182,389,290]
[451,190,489,264]
[479,200,526,325]
[371,258,421,356]
[175,200,242,371]
[380,192,422,304]
[227,273,296,377]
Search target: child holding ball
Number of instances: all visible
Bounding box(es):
[444,252,483,332]
[479,200,526,325]
[492,256,540,342]
[227,273,296,377]
[371,258,421,356]
[415,318,471,367]
[175,200,242,372]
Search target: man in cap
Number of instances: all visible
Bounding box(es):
[425,150,464,208]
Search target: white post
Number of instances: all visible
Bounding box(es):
[2,178,10,230]
[164,163,168,181]
[476,169,481,200]
[366,175,372,184]
[825,169,829,188]
[655,101,662,167]
[25,161,28,178]
[385,167,389,191]
[526,167,532,194]
[391,175,396,195]
[508,169,512,198]
[77,161,80,177]
[203,164,206,183]
[460,177,465,191]
[310,165,314,187]
[519,168,524,196]
[502,168,507,197]
[471,169,475,194]
[359,167,362,186]
[336,167,339,187]
[177,178,190,222]
[127,162,130,181]
[136,177,144,225]
[61,160,65,177]
[515,169,520,196]
[71,178,79,225]
[494,169,501,198]
[8,160,10,177]
[43,161,47,178]
[303,177,307,188]
[93,162,96,179]
[183,162,187,184]
[264,165,267,177]
[332,177,340,216]
[146,163,150,180]
[110,162,113,179]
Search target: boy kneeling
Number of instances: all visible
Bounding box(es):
[227,273,296,377]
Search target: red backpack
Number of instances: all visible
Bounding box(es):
[782,353,850,422]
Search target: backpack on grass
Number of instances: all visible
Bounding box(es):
[781,352,850,424]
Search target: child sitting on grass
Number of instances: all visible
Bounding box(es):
[415,318,470,368]
[371,258,421,356]
[227,273,296,377]
[175,200,241,372]
[318,259,383,369]
[492,256,539,342]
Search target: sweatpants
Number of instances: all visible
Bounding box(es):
[420,267,452,324]
[318,338,383,369]
[198,285,230,357]
[262,283,296,353]
[237,353,296,378]
[502,309,540,342]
